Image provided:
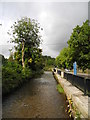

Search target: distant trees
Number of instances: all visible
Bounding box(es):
[42,56,55,71]
[56,48,70,69]
[56,20,90,71]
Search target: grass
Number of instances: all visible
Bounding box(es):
[56,84,64,93]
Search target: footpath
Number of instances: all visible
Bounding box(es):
[53,70,90,119]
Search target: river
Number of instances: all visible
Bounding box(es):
[2,71,70,118]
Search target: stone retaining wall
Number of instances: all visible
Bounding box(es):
[53,70,89,119]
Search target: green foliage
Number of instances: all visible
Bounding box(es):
[68,20,90,71]
[56,20,90,71]
[56,84,64,93]
[56,48,68,69]
[2,57,44,95]
[25,48,44,71]
[21,67,33,80]
[66,98,81,119]
[2,17,45,96]
[55,47,73,69]
[2,61,22,95]
[42,55,55,71]
[2,59,42,95]
[11,18,44,71]
[9,17,41,47]
[8,17,42,68]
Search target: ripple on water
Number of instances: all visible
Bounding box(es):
[2,72,69,118]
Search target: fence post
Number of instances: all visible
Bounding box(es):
[84,77,87,95]
[61,71,64,78]
[56,68,58,73]
[72,74,73,85]
[67,73,68,80]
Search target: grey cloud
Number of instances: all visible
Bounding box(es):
[1,2,88,58]
[0,45,15,58]
[40,2,88,57]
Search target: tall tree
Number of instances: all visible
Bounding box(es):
[8,17,42,68]
[56,20,90,71]
[68,20,90,71]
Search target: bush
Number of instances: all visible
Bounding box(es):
[2,60,44,96]
[21,67,33,80]
[2,62,23,95]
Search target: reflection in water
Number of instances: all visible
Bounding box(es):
[2,71,69,118]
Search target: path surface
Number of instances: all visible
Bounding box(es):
[68,72,90,78]
[2,71,69,118]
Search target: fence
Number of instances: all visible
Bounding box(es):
[57,69,61,76]
[53,68,56,72]
[53,68,90,96]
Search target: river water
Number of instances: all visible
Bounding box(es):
[2,71,69,118]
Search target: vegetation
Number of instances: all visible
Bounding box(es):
[2,58,43,95]
[42,55,55,71]
[2,17,44,95]
[55,47,70,69]
[56,20,90,71]
[66,98,81,119]
[2,17,56,95]
[57,84,64,93]
[8,17,42,69]
[3,18,89,95]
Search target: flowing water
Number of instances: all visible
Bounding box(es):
[2,71,70,118]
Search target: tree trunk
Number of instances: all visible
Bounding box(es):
[22,41,25,68]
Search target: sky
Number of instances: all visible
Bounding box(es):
[0,1,89,58]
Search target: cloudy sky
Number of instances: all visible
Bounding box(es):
[0,1,89,58]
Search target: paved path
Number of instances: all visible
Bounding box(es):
[68,72,90,79]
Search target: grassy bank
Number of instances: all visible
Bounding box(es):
[56,84,64,93]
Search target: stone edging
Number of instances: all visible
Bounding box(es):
[53,71,89,119]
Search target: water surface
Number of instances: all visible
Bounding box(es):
[2,71,69,118]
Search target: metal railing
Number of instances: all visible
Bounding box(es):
[53,68,90,96]
[64,72,90,96]
[57,69,61,76]
[53,68,56,72]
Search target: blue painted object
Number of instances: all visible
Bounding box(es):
[73,61,77,75]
